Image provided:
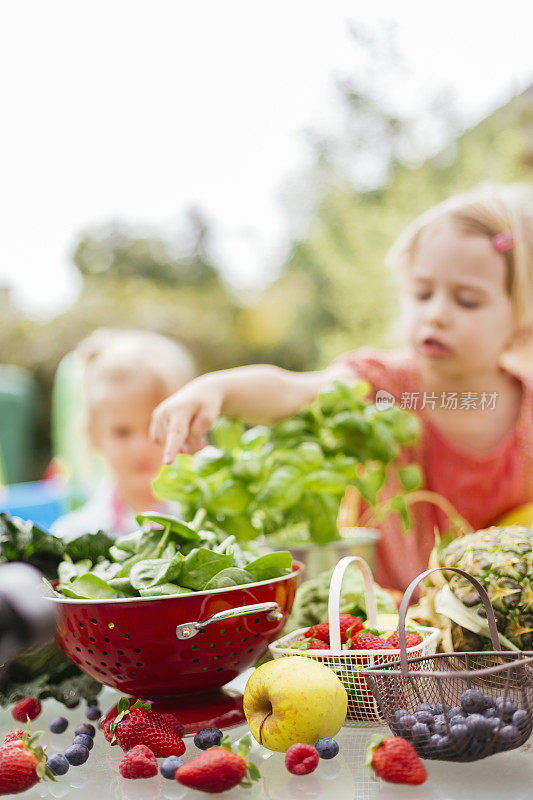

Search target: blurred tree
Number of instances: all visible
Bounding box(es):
[73,208,221,287]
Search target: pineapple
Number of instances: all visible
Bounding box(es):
[438,525,533,650]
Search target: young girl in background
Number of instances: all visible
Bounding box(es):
[52,329,195,539]
[150,185,533,592]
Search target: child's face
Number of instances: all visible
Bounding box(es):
[402,219,520,379]
[88,380,165,492]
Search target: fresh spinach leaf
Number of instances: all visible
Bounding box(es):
[179,548,233,591]
[244,552,292,581]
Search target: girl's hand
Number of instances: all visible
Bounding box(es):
[150,378,224,464]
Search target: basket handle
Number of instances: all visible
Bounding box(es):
[328,556,377,650]
[398,567,501,674]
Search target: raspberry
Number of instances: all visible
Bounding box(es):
[285,743,320,775]
[119,744,158,779]
[386,631,423,649]
[11,697,42,722]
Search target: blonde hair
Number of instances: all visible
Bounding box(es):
[387,184,533,326]
[78,328,196,410]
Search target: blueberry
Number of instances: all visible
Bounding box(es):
[447,706,465,719]
[496,724,519,751]
[449,723,470,744]
[87,698,99,706]
[394,708,409,721]
[466,738,487,758]
[411,722,430,743]
[315,738,339,759]
[489,717,502,731]
[465,714,493,739]
[483,708,497,719]
[495,697,517,722]
[460,689,485,714]
[450,714,467,727]
[415,703,434,713]
[481,694,494,710]
[414,710,434,725]
[194,727,223,750]
[397,715,417,735]
[512,709,529,731]
[49,717,68,734]
[64,743,89,766]
[72,734,93,751]
[434,703,451,715]
[74,723,95,738]
[428,733,444,752]
[433,714,449,736]
[48,753,70,775]
[160,755,184,779]
[86,706,101,721]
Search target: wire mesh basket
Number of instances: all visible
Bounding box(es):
[269,556,440,725]
[362,567,533,761]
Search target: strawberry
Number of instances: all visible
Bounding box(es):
[366,735,427,785]
[306,638,330,651]
[0,724,54,795]
[349,632,389,651]
[304,615,364,645]
[118,744,158,779]
[110,698,185,757]
[285,743,319,775]
[386,631,423,649]
[175,734,260,794]
[159,713,185,738]
[3,729,24,745]
[11,697,42,722]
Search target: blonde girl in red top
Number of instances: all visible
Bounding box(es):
[150,185,533,592]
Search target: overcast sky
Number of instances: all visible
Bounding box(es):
[1,1,532,316]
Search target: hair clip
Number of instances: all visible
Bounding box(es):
[493,232,516,253]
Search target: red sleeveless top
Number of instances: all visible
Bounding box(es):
[335,348,533,593]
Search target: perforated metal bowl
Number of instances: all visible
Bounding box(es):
[47,564,301,701]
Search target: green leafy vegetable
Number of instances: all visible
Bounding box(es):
[152,380,422,546]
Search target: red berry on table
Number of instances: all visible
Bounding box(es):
[349,632,389,651]
[367,735,427,785]
[0,733,52,794]
[304,615,364,645]
[285,743,320,775]
[386,631,423,649]
[159,713,185,738]
[11,697,42,722]
[111,703,185,757]
[118,744,158,779]
[176,747,248,793]
[3,729,24,745]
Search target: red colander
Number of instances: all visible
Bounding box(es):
[47,563,301,732]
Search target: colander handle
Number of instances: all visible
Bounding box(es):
[175,601,282,639]
[328,556,378,651]
[398,566,501,674]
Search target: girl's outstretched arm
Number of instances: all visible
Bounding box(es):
[150,360,355,464]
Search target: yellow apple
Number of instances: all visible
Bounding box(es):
[243,656,347,752]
